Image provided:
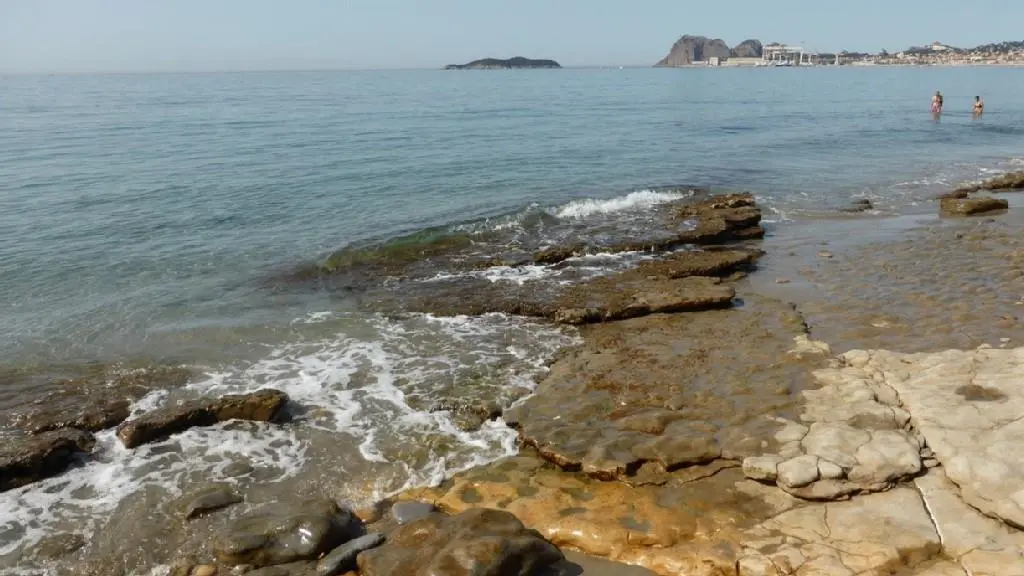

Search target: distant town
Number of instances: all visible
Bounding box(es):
[655,36,1024,67]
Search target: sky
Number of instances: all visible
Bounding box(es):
[1,0,1021,73]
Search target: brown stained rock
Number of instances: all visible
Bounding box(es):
[940,196,1009,217]
[116,389,289,449]
[504,294,824,480]
[178,484,243,519]
[396,453,946,576]
[552,276,735,325]
[357,508,563,576]
[953,171,1024,194]
[0,428,95,492]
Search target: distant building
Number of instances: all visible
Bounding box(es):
[707,57,721,66]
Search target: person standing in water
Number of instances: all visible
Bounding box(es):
[932,91,944,113]
[973,95,985,116]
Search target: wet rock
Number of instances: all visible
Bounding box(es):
[3,364,194,435]
[316,533,385,576]
[0,428,95,492]
[426,399,502,432]
[839,199,874,213]
[504,294,823,480]
[191,566,217,576]
[401,453,946,576]
[552,276,735,325]
[953,171,1024,194]
[390,501,438,525]
[362,248,759,323]
[357,508,563,576]
[117,389,289,448]
[179,484,243,519]
[29,532,87,560]
[940,196,1009,217]
[213,499,364,567]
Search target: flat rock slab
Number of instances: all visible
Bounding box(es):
[398,454,946,576]
[940,196,1009,217]
[741,343,925,500]
[213,499,364,567]
[504,294,825,480]
[0,428,95,492]
[838,347,1024,530]
[357,507,563,576]
[915,468,1024,575]
[361,248,759,323]
[117,389,289,448]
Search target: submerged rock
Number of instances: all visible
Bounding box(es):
[0,428,95,492]
[504,294,820,479]
[213,499,364,567]
[357,508,563,576]
[179,484,243,519]
[940,196,1009,216]
[316,533,385,576]
[116,389,289,448]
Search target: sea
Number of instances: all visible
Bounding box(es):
[2,66,1024,569]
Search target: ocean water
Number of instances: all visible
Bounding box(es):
[2,67,1024,568]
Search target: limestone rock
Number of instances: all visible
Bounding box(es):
[940,196,1009,217]
[356,508,563,576]
[777,455,820,489]
[0,428,95,492]
[213,499,364,567]
[915,468,1024,575]
[316,533,385,576]
[844,347,1024,529]
[117,389,289,448]
[742,455,783,482]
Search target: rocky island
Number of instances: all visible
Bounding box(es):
[444,57,561,70]
[655,35,764,66]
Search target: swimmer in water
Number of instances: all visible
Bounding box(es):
[973,95,984,116]
[931,91,944,113]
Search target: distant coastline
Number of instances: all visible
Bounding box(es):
[654,35,1024,68]
[444,57,561,70]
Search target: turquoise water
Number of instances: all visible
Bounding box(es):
[2,67,1024,567]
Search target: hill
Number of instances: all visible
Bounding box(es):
[444,57,562,70]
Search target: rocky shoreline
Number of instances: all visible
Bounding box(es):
[3,183,1023,575]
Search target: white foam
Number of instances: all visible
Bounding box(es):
[0,312,577,568]
[552,189,692,219]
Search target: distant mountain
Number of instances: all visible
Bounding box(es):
[655,35,732,66]
[444,57,562,70]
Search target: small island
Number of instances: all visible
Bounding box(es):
[444,57,562,70]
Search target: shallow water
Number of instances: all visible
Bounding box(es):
[2,67,1024,571]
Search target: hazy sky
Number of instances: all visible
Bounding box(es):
[1,0,1020,72]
